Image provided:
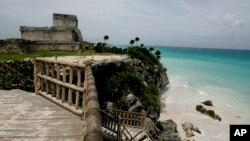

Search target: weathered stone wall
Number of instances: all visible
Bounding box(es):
[0,38,34,53]
[53,13,78,28]
[31,41,80,51]
[20,26,75,42]
[0,39,80,53]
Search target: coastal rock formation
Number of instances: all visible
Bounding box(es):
[92,58,168,121]
[182,122,201,138]
[125,94,143,112]
[196,105,222,121]
[131,59,169,89]
[125,94,138,108]
[201,100,213,106]
[157,120,182,141]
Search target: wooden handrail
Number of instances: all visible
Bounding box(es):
[108,110,163,141]
[37,74,84,92]
[0,61,34,91]
[111,110,146,128]
[0,61,33,83]
[143,118,163,141]
[100,110,136,141]
[34,58,86,115]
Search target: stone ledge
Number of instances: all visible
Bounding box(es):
[20,26,75,31]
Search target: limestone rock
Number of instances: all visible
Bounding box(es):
[204,110,222,121]
[201,100,213,106]
[182,122,201,138]
[157,120,182,141]
[105,102,113,111]
[125,94,137,108]
[196,105,206,113]
[196,105,222,121]
[147,106,160,121]
[128,100,142,112]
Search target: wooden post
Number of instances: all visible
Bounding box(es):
[62,66,66,102]
[56,64,60,99]
[68,67,73,105]
[82,68,86,111]
[40,62,45,91]
[45,63,49,94]
[33,58,38,95]
[117,119,121,141]
[75,69,81,110]
[51,64,56,97]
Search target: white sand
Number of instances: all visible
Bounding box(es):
[160,75,250,141]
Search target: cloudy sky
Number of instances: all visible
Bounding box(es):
[0,0,250,49]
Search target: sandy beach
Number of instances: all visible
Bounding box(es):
[159,75,250,141]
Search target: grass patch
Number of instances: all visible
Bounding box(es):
[0,50,109,61]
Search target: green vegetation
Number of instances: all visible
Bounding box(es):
[127,46,164,73]
[0,60,34,91]
[93,38,165,119]
[0,50,104,61]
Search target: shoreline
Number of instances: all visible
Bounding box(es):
[159,75,250,141]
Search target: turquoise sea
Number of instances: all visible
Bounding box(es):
[158,47,250,107]
[155,46,250,141]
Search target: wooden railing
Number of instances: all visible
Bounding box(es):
[101,110,136,141]
[143,118,163,141]
[0,61,34,91]
[102,110,163,141]
[111,110,146,128]
[34,57,86,115]
[33,57,162,141]
[111,110,162,141]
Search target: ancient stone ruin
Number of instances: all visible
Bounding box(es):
[0,13,84,53]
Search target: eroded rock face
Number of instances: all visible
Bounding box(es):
[157,120,182,141]
[125,94,138,108]
[182,122,201,138]
[196,105,222,121]
[128,101,142,112]
[131,59,169,89]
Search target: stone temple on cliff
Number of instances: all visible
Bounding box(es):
[0,13,84,53]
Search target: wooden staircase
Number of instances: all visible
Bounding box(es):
[100,110,162,141]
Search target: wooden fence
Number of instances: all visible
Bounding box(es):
[34,57,86,115]
[0,61,34,91]
[111,110,146,128]
[34,58,103,141]
[101,110,135,141]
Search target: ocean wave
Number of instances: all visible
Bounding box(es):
[198,90,209,96]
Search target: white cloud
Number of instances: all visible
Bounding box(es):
[231,20,245,27]
[224,13,236,20]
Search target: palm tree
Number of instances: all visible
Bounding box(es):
[149,47,154,52]
[130,40,135,46]
[155,50,161,59]
[135,37,140,46]
[140,44,144,48]
[103,35,109,45]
